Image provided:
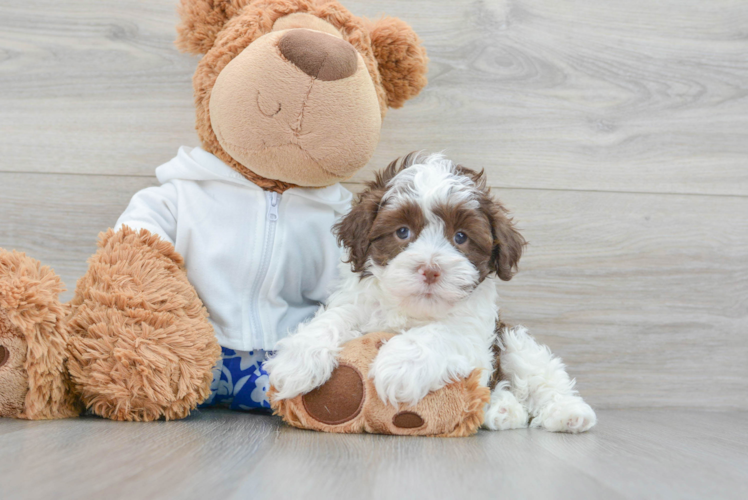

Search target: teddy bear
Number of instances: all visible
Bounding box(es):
[0,0,429,421]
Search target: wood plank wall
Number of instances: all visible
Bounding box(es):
[1,0,746,410]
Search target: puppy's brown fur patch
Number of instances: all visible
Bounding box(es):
[454,165,526,281]
[368,201,426,268]
[432,201,494,282]
[334,153,420,273]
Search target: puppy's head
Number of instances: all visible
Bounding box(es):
[335,153,526,318]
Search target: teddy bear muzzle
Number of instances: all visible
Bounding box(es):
[208,28,382,188]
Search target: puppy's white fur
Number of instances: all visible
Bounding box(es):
[265,154,596,433]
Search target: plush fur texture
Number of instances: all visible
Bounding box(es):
[0,309,31,417]
[367,16,428,109]
[66,227,221,421]
[270,331,490,437]
[267,154,597,433]
[182,0,428,192]
[208,26,383,187]
[0,250,81,419]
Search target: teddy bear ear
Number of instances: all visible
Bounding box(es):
[175,0,248,55]
[369,16,429,109]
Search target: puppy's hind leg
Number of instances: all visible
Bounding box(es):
[483,381,529,430]
[500,326,596,433]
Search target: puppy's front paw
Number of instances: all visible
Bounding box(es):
[538,398,597,433]
[371,367,430,408]
[370,337,441,407]
[265,346,338,401]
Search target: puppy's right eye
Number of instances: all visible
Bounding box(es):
[396,227,410,240]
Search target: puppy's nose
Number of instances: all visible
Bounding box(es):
[419,266,441,285]
[279,29,358,81]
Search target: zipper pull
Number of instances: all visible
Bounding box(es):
[267,191,280,221]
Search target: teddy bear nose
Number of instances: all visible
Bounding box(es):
[279,29,358,81]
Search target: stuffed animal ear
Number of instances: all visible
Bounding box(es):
[175,0,250,55]
[369,16,428,109]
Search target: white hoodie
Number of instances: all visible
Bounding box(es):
[115,146,352,351]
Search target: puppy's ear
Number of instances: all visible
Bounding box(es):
[176,0,249,54]
[334,187,385,274]
[463,167,526,281]
[488,201,526,281]
[334,154,417,273]
[368,17,428,109]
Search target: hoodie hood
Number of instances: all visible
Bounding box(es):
[156,146,353,216]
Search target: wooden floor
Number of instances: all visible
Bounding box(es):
[1,0,747,498]
[0,409,745,500]
[1,0,746,413]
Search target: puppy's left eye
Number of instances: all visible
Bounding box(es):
[454,231,468,245]
[396,227,411,240]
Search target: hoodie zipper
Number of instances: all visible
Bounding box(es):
[248,191,280,344]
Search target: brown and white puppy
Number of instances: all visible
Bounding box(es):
[266,153,597,433]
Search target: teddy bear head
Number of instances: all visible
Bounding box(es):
[176,0,428,191]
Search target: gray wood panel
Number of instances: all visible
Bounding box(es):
[1,173,746,410]
[2,0,748,195]
[2,1,747,496]
[0,409,746,500]
[0,173,158,295]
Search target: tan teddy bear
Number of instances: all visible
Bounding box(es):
[0,0,429,422]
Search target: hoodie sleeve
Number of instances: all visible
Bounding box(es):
[114,181,178,245]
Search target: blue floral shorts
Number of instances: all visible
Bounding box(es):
[200,347,274,411]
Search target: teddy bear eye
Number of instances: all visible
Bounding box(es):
[396,227,411,240]
[454,231,468,245]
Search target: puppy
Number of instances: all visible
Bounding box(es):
[266,153,596,433]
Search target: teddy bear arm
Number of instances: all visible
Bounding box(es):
[113,182,179,246]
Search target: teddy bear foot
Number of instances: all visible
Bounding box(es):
[0,249,82,419]
[288,361,439,434]
[271,332,491,436]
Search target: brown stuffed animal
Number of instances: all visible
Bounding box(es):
[270,332,491,436]
[0,0,428,421]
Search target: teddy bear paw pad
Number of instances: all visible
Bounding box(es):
[392,411,424,429]
[302,364,364,425]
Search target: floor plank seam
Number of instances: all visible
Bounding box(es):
[1,171,746,200]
